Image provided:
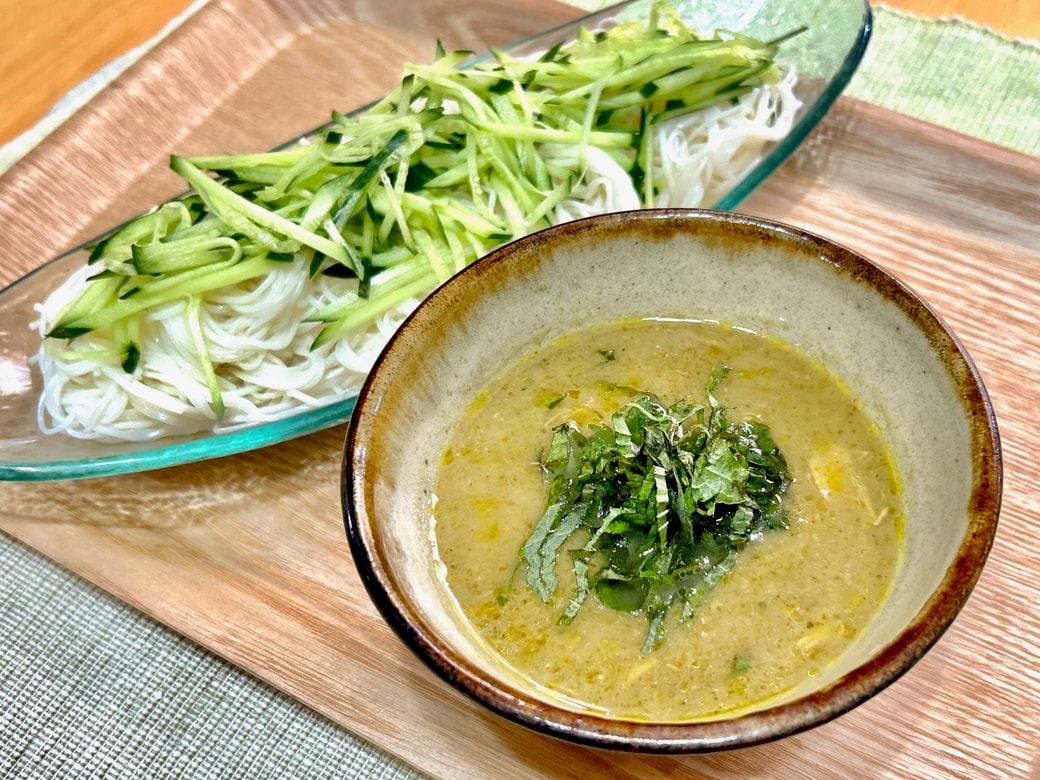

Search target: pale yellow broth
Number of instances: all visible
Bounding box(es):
[433,318,903,721]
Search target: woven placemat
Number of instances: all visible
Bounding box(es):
[850,5,1040,156]
[1,3,1037,778]
[0,542,424,780]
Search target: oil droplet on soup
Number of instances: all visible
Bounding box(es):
[433,318,903,721]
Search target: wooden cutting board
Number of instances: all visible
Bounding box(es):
[2,0,1039,778]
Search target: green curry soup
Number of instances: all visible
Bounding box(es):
[432,318,903,721]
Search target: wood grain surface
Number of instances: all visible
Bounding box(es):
[1,0,1039,778]
[0,0,196,144]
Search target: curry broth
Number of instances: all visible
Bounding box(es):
[433,318,903,721]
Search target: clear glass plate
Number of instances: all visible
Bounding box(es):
[0,0,871,481]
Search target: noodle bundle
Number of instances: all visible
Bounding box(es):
[33,11,801,443]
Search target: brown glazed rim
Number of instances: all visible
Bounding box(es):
[342,209,1003,753]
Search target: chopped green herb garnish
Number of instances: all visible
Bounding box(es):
[545,394,566,410]
[732,651,752,676]
[517,367,790,654]
[598,348,616,362]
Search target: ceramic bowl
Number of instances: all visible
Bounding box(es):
[341,209,1001,752]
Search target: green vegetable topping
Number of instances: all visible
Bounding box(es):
[732,651,753,676]
[544,394,567,410]
[43,3,802,423]
[518,367,791,654]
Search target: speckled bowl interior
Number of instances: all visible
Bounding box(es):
[342,209,1001,752]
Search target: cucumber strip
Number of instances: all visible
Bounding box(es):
[638,107,655,207]
[414,229,455,284]
[188,151,312,189]
[161,214,226,243]
[393,73,416,118]
[599,61,771,113]
[45,342,126,365]
[436,197,509,237]
[378,166,413,247]
[309,257,423,323]
[55,255,279,336]
[416,159,469,189]
[47,274,128,339]
[594,62,755,111]
[88,201,192,265]
[263,141,334,201]
[360,208,382,261]
[326,111,439,158]
[317,128,410,233]
[649,79,768,124]
[131,236,241,275]
[319,222,363,281]
[487,88,549,188]
[577,79,605,169]
[522,175,574,229]
[369,245,415,268]
[310,266,440,348]
[170,155,351,267]
[472,121,633,149]
[187,145,310,172]
[438,218,471,275]
[187,296,225,421]
[488,170,529,236]
[464,136,501,226]
[607,40,758,86]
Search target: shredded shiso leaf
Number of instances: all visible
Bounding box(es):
[514,368,791,654]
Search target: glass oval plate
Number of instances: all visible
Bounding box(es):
[0,0,871,481]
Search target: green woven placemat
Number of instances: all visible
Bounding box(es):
[849,5,1040,156]
[1,3,1037,779]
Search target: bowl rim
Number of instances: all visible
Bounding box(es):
[342,208,1002,753]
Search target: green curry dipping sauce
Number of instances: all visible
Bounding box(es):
[432,318,904,722]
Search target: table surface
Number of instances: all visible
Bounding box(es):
[1,1,1038,778]
[0,0,1037,148]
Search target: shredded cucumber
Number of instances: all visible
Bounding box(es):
[43,2,801,425]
